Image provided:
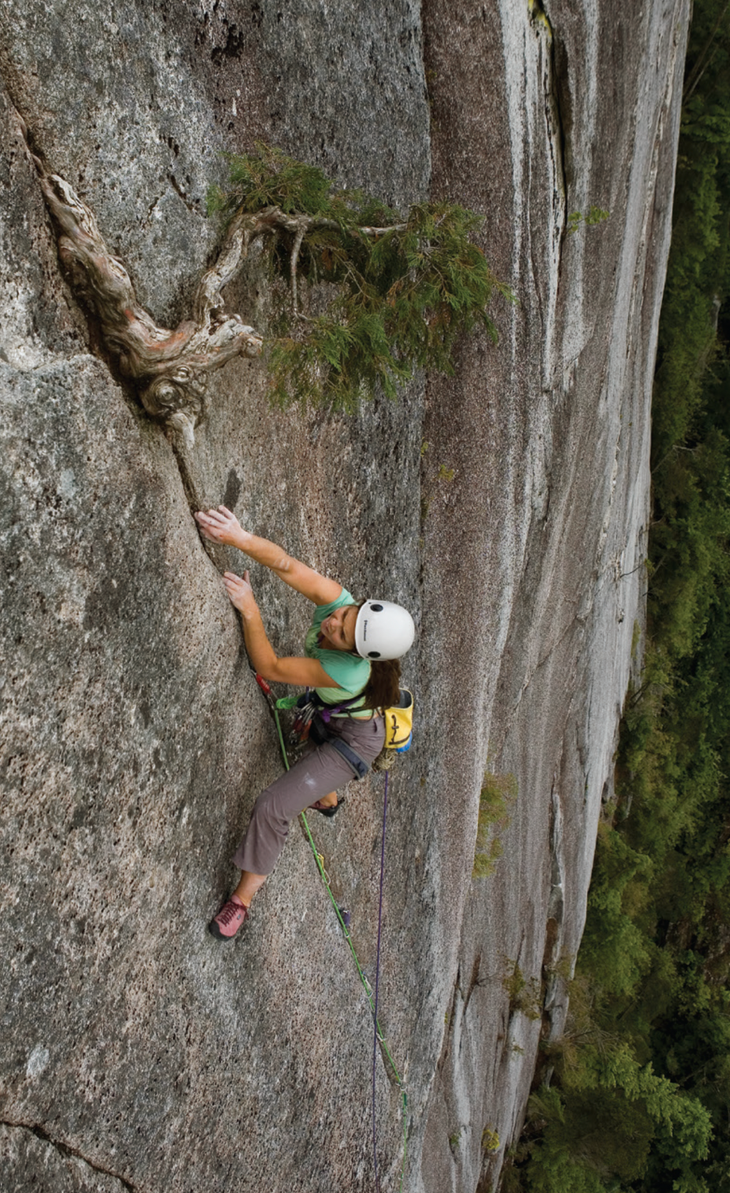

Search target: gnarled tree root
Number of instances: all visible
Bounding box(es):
[37,170,264,447]
[35,155,408,446]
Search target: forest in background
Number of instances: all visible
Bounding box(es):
[507,3,730,1190]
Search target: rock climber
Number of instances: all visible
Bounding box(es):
[194,505,415,941]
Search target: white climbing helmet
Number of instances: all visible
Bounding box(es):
[355,600,415,661]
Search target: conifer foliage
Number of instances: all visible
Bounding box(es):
[208,144,512,409]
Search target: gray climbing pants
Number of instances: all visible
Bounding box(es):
[233,715,385,875]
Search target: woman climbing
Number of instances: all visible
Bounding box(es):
[194,505,415,941]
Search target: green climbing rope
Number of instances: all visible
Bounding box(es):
[272,699,408,1190]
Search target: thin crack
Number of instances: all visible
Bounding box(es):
[550,51,569,229]
[168,171,201,215]
[531,2,570,274]
[462,952,485,1018]
[1,1119,137,1191]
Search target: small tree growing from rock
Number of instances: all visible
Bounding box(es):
[33,141,511,447]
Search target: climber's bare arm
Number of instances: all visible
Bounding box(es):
[221,570,340,687]
[195,506,342,605]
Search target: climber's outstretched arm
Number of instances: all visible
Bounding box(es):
[195,506,342,605]
[222,569,340,687]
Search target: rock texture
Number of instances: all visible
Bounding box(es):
[0,2,688,1192]
[1,1123,130,1193]
[419,3,689,1189]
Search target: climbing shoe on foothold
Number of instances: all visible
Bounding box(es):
[208,894,249,940]
[309,796,345,818]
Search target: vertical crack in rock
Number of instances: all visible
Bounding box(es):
[5,94,261,570]
[529,1,570,311]
[461,953,484,1019]
[536,1,569,225]
[532,777,570,1095]
[167,171,202,215]
[543,780,566,1022]
[1,1120,137,1191]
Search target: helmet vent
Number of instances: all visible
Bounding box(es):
[368,650,381,658]
[370,603,383,611]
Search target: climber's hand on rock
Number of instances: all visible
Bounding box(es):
[223,570,257,617]
[195,505,248,548]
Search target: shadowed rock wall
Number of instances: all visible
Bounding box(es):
[419,3,688,1189]
[0,2,687,1191]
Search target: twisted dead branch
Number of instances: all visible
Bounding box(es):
[36,158,410,443]
[37,171,264,448]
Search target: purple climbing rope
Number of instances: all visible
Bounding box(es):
[372,769,389,1192]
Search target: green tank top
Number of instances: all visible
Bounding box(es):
[304,588,372,717]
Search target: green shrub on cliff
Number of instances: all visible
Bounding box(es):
[472,771,517,878]
[209,143,513,409]
[519,1046,712,1193]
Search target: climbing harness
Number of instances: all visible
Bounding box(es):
[253,673,408,1192]
[282,689,381,780]
[284,686,414,759]
[307,714,371,781]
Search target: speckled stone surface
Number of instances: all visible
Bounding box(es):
[1,1122,128,1192]
[419,3,689,1190]
[0,1,687,1190]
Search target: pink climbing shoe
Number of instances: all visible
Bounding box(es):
[209,894,249,941]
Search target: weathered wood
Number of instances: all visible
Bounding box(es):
[38,171,264,445]
[36,168,409,441]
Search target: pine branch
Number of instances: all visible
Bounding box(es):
[35,140,511,424]
[208,146,513,408]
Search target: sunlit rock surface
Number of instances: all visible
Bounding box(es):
[420,3,688,1189]
[0,2,688,1190]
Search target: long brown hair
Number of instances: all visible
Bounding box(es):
[361,657,401,712]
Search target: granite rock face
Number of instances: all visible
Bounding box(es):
[0,2,687,1192]
[419,4,689,1189]
[1,1123,129,1193]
